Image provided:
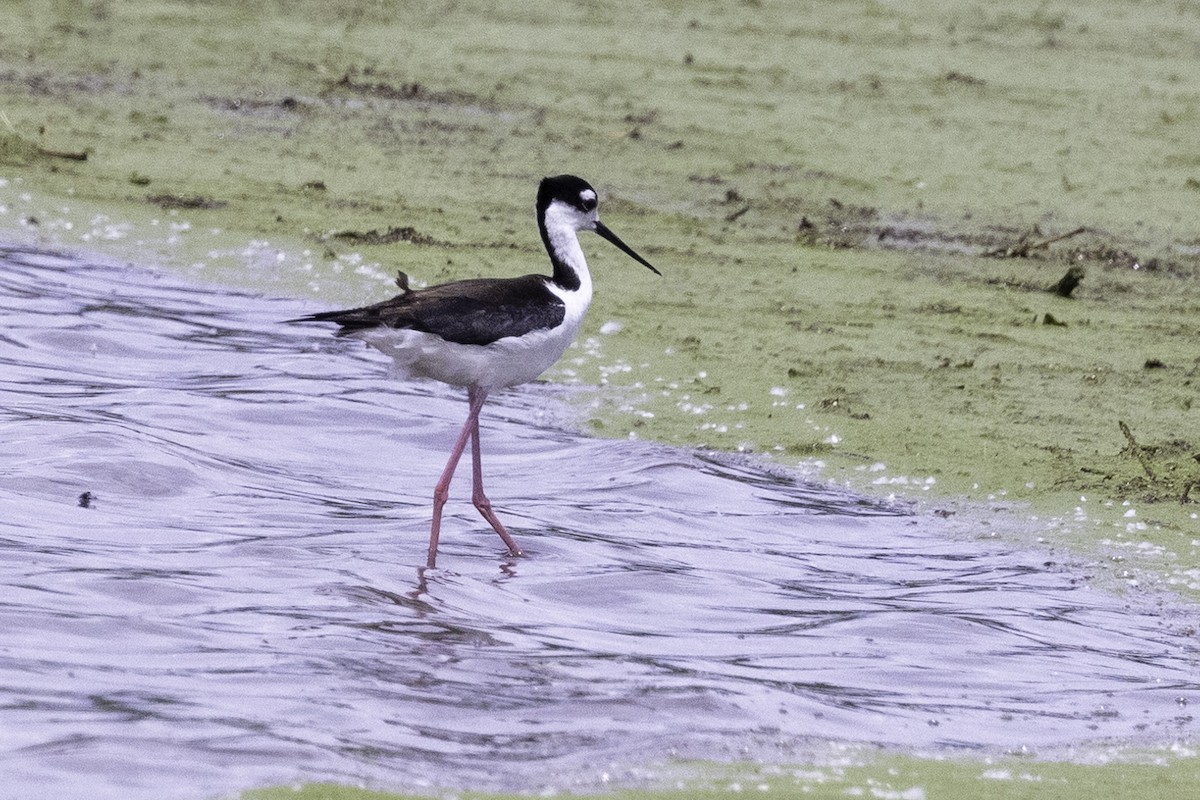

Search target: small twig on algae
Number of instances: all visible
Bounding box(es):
[1118,420,1156,480]
[986,225,1088,258]
[1028,226,1088,252]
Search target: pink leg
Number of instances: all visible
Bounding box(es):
[468,390,523,558]
[428,389,483,568]
[427,387,522,567]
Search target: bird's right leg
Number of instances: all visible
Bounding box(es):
[466,390,523,558]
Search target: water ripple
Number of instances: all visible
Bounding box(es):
[0,243,1197,799]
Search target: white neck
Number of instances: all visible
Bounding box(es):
[541,201,593,296]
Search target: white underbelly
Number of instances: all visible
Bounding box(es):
[352,322,581,390]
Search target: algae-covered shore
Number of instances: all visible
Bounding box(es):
[1,0,1198,794]
[3,0,1196,574]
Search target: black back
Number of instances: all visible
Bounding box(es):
[294,274,566,346]
[291,175,603,344]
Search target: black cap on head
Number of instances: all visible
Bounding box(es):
[538,174,597,214]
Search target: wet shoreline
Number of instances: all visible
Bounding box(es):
[1,243,1196,798]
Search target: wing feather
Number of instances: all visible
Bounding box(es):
[291,275,566,346]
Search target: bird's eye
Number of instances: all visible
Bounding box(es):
[579,191,597,212]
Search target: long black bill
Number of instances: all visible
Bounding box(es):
[594,221,661,276]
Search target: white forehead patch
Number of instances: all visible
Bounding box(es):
[580,189,597,204]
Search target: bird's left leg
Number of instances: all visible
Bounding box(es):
[427,391,480,568]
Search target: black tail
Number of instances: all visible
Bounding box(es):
[285,304,394,332]
[285,309,345,326]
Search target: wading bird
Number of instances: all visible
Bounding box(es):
[291,175,659,567]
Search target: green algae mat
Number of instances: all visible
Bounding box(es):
[1,0,1197,796]
[245,754,1200,800]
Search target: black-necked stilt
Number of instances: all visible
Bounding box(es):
[292,175,659,567]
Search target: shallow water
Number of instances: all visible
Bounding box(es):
[0,243,1196,799]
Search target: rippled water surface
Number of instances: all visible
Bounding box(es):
[1,244,1197,799]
